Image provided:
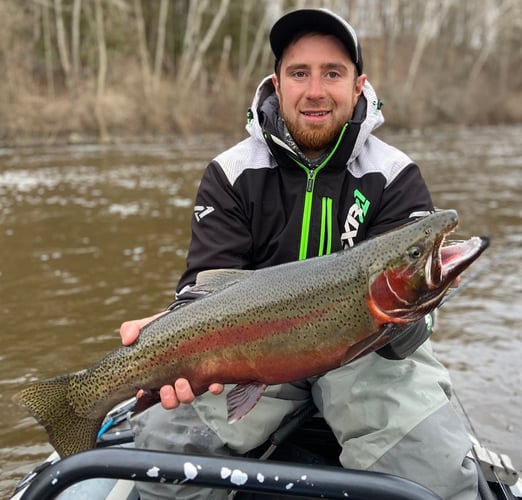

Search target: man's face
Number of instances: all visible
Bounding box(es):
[272,33,366,159]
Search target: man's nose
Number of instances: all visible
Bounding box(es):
[305,75,326,99]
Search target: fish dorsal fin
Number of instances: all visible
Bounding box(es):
[226,382,267,423]
[193,268,253,293]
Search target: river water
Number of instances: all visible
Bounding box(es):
[1,126,521,496]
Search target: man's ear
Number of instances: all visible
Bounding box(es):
[355,74,367,97]
[272,73,281,101]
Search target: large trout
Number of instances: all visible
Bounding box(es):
[16,210,488,458]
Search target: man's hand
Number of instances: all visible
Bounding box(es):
[120,313,224,409]
[120,312,166,346]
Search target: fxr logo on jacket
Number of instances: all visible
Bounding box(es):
[341,189,370,249]
[194,205,215,222]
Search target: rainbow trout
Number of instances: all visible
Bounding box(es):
[16,210,488,458]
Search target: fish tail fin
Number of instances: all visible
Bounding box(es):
[14,374,102,458]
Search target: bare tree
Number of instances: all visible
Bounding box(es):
[94,0,109,142]
[153,0,169,92]
[403,0,454,97]
[380,0,401,85]
[54,0,72,89]
[218,34,232,78]
[71,0,82,88]
[496,0,522,94]
[466,0,514,90]
[238,1,254,73]
[177,0,231,94]
[42,1,55,97]
[239,11,269,88]
[176,0,206,87]
[133,0,152,99]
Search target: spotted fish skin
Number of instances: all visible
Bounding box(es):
[15,210,489,458]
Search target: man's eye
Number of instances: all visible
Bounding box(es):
[326,71,340,79]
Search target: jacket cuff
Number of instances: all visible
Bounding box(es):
[377,314,434,360]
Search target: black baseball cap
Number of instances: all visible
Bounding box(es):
[270,8,363,75]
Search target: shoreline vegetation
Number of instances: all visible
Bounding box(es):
[1,0,521,147]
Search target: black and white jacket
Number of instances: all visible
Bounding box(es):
[176,76,434,294]
[171,76,436,359]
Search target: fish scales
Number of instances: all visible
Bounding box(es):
[71,254,371,415]
[15,210,489,458]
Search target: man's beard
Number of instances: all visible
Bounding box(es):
[284,117,343,156]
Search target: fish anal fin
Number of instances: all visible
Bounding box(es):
[342,324,400,364]
[226,382,267,423]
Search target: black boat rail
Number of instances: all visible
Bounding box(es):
[19,447,441,500]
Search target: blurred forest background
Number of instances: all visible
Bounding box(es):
[0,0,521,144]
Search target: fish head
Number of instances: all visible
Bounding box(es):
[367,210,489,324]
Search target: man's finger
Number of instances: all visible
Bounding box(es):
[173,379,196,404]
[160,385,180,409]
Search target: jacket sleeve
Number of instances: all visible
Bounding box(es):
[367,163,435,238]
[174,160,253,298]
[377,314,435,360]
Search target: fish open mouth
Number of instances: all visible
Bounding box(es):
[435,236,490,287]
[415,227,490,317]
[426,212,490,290]
[416,232,490,317]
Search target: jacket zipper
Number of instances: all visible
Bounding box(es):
[299,169,316,260]
[297,124,348,260]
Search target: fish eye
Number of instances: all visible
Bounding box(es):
[408,246,423,259]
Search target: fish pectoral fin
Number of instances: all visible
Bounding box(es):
[226,382,267,424]
[341,324,399,365]
[194,269,254,294]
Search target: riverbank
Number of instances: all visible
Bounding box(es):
[2,72,521,148]
[2,1,521,146]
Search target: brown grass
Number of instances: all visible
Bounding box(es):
[1,44,520,146]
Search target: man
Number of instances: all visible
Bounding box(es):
[121,8,478,499]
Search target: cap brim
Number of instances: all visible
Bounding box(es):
[270,9,362,73]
